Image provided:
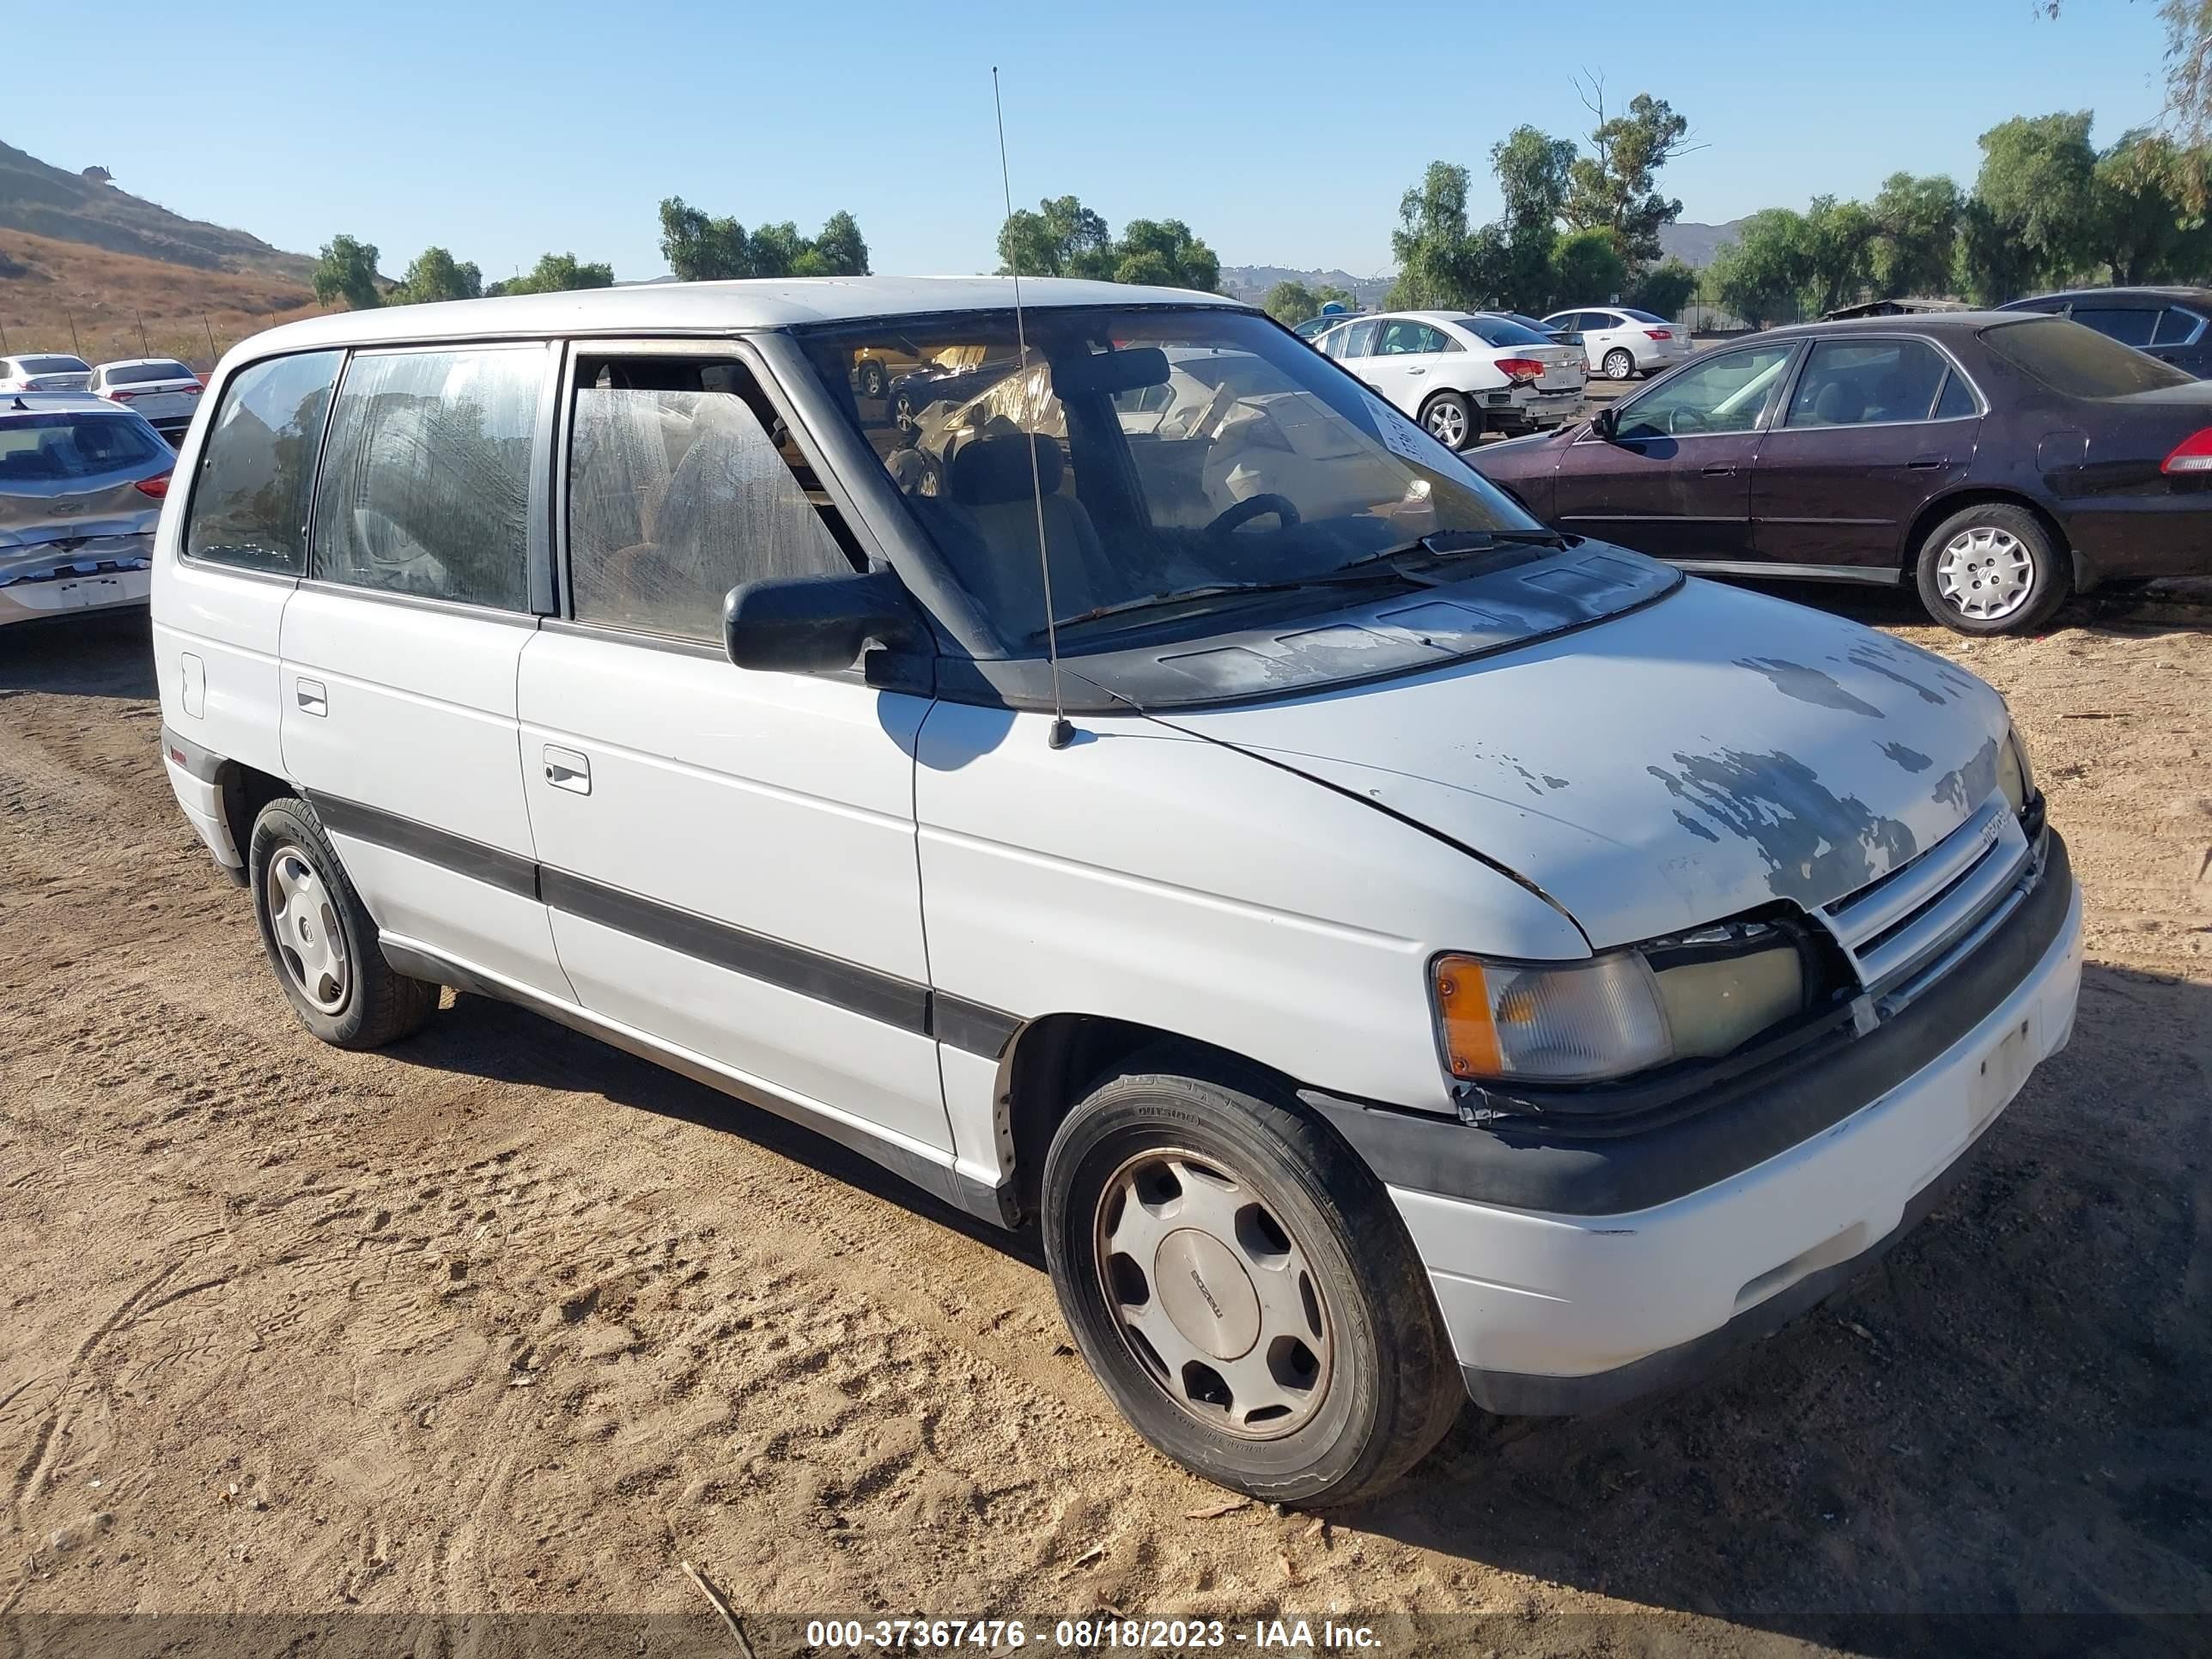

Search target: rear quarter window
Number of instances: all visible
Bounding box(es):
[185,351,344,575]
[1981,317,2194,397]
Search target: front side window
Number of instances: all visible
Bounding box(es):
[1784,338,1952,427]
[1982,316,2193,397]
[799,307,1536,649]
[567,356,853,641]
[1613,343,1796,440]
[1376,321,1450,356]
[2068,306,2158,348]
[185,350,343,574]
[310,346,544,610]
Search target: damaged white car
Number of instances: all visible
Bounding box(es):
[153,280,2081,1507]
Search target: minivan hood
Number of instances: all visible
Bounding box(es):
[1164,575,2009,949]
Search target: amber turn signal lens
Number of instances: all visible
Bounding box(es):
[1432,955,1504,1079]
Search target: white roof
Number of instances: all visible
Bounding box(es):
[234,276,1246,362]
[93,356,191,372]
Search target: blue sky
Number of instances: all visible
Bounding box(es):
[15,0,2177,282]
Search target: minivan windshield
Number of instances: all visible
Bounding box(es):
[799,307,1544,650]
[1982,315,2193,397]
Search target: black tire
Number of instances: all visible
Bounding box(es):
[1419,391,1478,452]
[858,359,888,401]
[889,387,917,433]
[1602,347,1637,380]
[1042,1059,1462,1508]
[248,796,438,1049]
[1912,501,2071,635]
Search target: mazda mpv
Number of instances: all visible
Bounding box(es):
[153,278,2081,1506]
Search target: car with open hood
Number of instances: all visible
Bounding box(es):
[153,278,2081,1507]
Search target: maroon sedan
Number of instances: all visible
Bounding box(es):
[1468,312,2212,634]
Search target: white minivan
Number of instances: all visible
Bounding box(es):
[154,279,2081,1507]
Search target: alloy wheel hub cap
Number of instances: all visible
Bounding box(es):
[267,848,349,1013]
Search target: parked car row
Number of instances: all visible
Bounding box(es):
[0,352,204,445]
[1310,311,1589,450]
[154,277,2082,1510]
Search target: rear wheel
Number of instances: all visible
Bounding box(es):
[1042,1061,1462,1507]
[1602,348,1637,380]
[1420,391,1477,452]
[249,797,437,1049]
[1913,501,2070,635]
[857,359,888,401]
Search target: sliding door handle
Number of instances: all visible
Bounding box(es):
[294,678,326,717]
[543,745,592,795]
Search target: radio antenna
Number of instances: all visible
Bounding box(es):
[993,65,1074,750]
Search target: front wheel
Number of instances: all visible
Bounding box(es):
[1420,391,1477,452]
[1042,1062,1462,1507]
[857,359,888,401]
[1913,502,2070,635]
[249,796,438,1048]
[1602,348,1637,380]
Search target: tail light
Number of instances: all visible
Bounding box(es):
[1495,357,1547,385]
[133,474,171,499]
[1644,328,1674,340]
[2161,428,2212,474]
[106,387,140,401]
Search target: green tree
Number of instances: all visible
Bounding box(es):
[809,210,871,276]
[1548,228,1627,309]
[313,234,381,310]
[1263,280,1320,324]
[497,252,616,295]
[2089,129,2212,282]
[1389,161,1485,309]
[1491,125,1578,309]
[1802,194,1876,313]
[1113,219,1219,290]
[659,196,750,280]
[1869,172,1961,297]
[1703,209,1811,326]
[1626,257,1698,319]
[1972,111,2102,294]
[996,194,1112,277]
[1564,82,1695,264]
[387,246,483,307]
[745,222,807,279]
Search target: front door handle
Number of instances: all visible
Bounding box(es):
[295,678,326,717]
[543,745,592,795]
[1909,454,1948,470]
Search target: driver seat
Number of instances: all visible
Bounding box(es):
[940,431,1112,636]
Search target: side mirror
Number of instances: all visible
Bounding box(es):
[1589,405,1618,441]
[723,567,921,675]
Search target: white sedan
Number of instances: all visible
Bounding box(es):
[1311,311,1585,451]
[1541,306,1693,380]
[90,358,205,447]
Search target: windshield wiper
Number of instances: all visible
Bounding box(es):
[1042,529,1572,636]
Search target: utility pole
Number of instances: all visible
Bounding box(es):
[66,308,81,356]
[202,312,217,364]
[134,308,149,356]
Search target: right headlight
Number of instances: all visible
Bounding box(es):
[1433,927,1807,1085]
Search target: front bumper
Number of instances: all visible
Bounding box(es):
[1307,830,2081,1414]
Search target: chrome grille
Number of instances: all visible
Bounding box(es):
[1818,795,2035,1007]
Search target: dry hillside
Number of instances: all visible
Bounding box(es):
[0,139,313,282]
[0,228,327,372]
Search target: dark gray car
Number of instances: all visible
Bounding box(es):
[1998,286,2212,378]
[0,395,173,627]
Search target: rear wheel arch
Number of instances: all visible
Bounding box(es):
[219,761,293,873]
[1898,488,2069,578]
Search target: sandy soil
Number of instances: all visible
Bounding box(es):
[1,586,2206,1653]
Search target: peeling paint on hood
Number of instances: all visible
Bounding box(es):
[1160,575,2011,949]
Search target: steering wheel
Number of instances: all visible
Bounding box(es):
[1206,494,1301,537]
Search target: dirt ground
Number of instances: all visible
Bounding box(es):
[1,580,2207,1655]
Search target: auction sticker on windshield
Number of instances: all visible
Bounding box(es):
[1367,394,1435,465]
